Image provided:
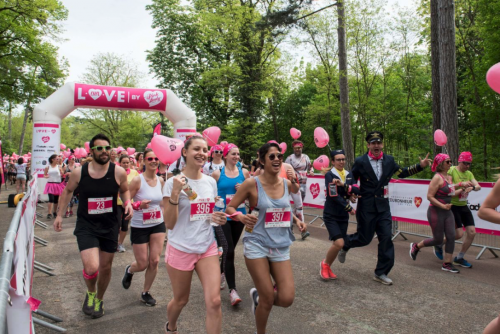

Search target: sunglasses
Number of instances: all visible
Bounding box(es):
[214,150,223,154]
[268,153,284,161]
[444,160,452,164]
[462,162,471,166]
[335,158,346,162]
[146,157,159,162]
[92,145,112,152]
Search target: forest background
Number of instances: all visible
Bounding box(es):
[1,0,499,180]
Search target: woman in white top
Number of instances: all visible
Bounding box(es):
[121,149,166,306]
[15,157,28,194]
[203,144,224,176]
[43,154,64,219]
[162,136,227,334]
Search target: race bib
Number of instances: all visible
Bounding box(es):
[143,207,162,225]
[264,207,292,228]
[190,198,215,221]
[383,185,389,199]
[226,194,245,208]
[458,190,469,202]
[88,197,113,215]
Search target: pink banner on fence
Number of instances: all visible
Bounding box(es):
[74,83,167,111]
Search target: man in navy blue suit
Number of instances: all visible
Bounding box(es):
[339,131,431,285]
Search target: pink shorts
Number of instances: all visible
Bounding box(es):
[165,241,218,271]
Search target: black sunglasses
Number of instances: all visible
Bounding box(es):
[146,157,159,162]
[214,150,223,154]
[444,160,452,164]
[462,162,471,166]
[92,145,112,152]
[268,153,284,161]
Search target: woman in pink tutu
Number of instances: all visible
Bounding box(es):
[44,154,64,219]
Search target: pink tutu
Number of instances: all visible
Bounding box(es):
[44,182,63,196]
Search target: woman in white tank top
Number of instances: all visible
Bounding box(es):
[121,149,166,307]
[43,154,64,219]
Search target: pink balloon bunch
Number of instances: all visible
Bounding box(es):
[434,129,447,147]
[202,126,221,146]
[151,135,184,164]
[60,143,66,150]
[313,155,329,170]
[127,147,136,155]
[314,127,329,148]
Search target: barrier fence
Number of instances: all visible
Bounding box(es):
[0,175,66,333]
[301,175,499,260]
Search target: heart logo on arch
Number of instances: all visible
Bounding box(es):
[88,89,102,100]
[51,129,56,134]
[144,91,164,107]
[42,136,50,143]
[414,197,422,208]
[310,183,320,199]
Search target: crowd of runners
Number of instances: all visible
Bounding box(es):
[11,129,492,334]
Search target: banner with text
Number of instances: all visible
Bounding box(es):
[32,123,60,177]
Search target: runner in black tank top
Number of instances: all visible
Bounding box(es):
[53,134,133,319]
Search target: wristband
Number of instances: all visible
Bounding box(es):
[124,200,131,207]
[169,199,179,205]
[458,182,462,188]
[132,201,141,210]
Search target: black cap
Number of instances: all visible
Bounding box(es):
[330,149,345,158]
[366,131,383,143]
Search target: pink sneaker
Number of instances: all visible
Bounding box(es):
[229,289,242,306]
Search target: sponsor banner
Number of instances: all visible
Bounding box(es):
[74,83,167,111]
[302,176,500,235]
[174,128,197,141]
[32,123,60,177]
[8,176,39,333]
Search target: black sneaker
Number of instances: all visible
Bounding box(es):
[409,243,419,261]
[453,257,472,268]
[442,262,460,273]
[91,298,104,319]
[249,288,259,316]
[46,214,52,220]
[141,291,157,306]
[82,291,96,316]
[122,265,133,289]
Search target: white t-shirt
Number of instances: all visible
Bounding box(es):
[202,161,225,176]
[162,173,217,254]
[168,157,186,173]
[15,163,27,175]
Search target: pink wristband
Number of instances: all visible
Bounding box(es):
[132,201,141,210]
[124,200,131,207]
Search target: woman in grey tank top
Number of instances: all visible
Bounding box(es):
[226,142,308,334]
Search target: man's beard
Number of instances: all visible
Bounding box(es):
[294,151,301,157]
[94,153,110,165]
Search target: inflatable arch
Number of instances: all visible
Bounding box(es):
[32,82,197,193]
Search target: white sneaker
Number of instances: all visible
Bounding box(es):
[117,244,126,253]
[220,273,226,290]
[229,289,242,306]
[373,274,393,285]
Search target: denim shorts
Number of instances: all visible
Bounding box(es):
[243,239,290,262]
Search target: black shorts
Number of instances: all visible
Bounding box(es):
[48,194,59,204]
[324,217,349,241]
[130,223,166,245]
[116,206,130,232]
[452,205,475,228]
[76,233,118,253]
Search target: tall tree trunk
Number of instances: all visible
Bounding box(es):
[430,0,441,156]
[7,101,12,140]
[18,104,31,155]
[337,0,354,169]
[438,0,459,163]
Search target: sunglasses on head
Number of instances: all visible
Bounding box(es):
[146,157,159,162]
[214,150,223,154]
[268,153,284,161]
[92,146,112,152]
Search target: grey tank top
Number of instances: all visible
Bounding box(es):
[243,176,295,248]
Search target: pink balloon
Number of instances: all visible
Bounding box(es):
[202,126,221,146]
[146,142,152,149]
[85,142,90,152]
[63,151,71,158]
[220,141,228,148]
[313,155,330,170]
[486,62,500,94]
[290,128,301,139]
[127,147,136,155]
[151,135,184,165]
[279,142,287,154]
[117,146,124,152]
[60,144,66,150]
[27,152,31,156]
[314,127,329,148]
[81,148,88,156]
[434,129,447,146]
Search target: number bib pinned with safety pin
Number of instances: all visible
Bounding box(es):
[264,207,292,228]
[190,198,215,221]
[143,207,162,225]
[88,197,113,214]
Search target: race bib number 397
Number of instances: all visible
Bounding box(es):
[264,207,292,228]
[190,198,215,221]
[88,197,113,215]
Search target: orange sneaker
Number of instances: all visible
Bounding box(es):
[320,260,337,280]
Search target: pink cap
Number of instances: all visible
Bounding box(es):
[458,151,472,163]
[431,153,450,172]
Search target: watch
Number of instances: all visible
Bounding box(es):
[472,185,476,191]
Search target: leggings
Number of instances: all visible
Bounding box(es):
[220,219,244,290]
[213,225,228,276]
[48,194,59,204]
[423,205,456,254]
[116,205,130,232]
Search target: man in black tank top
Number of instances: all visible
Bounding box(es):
[54,134,133,319]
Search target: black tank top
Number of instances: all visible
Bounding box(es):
[74,163,120,238]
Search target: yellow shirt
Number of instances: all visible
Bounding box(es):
[335,168,346,183]
[117,169,139,205]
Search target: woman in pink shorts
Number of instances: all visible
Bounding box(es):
[162,135,227,334]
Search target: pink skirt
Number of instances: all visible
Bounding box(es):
[44,182,63,196]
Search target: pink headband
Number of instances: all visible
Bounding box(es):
[292,143,303,148]
[267,140,278,145]
[431,153,450,172]
[212,145,223,152]
[223,144,238,157]
[458,151,472,163]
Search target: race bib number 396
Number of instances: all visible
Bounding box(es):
[88,197,113,215]
[264,207,292,228]
[190,198,215,221]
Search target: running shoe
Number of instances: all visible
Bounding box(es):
[141,291,157,306]
[433,245,444,260]
[409,243,420,261]
[82,291,96,316]
[64,212,70,218]
[373,274,393,285]
[220,273,226,290]
[249,288,259,316]
[165,322,178,333]
[91,298,104,319]
[338,249,347,264]
[320,260,331,280]
[453,257,472,268]
[70,210,74,216]
[117,244,126,253]
[229,289,242,306]
[442,262,460,273]
[122,265,134,289]
[46,214,52,220]
[301,231,310,240]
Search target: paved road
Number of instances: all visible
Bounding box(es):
[1,187,499,333]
